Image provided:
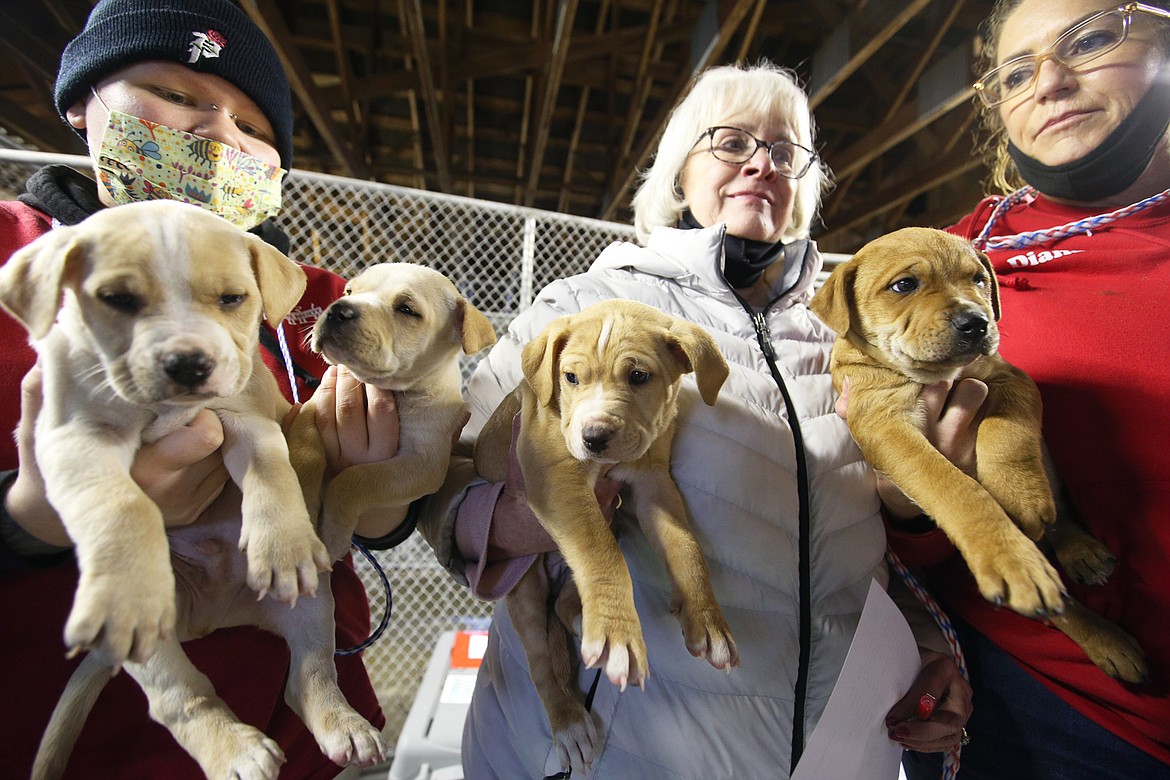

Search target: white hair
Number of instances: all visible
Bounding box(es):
[630,60,832,244]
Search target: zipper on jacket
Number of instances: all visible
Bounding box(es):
[749,308,813,775]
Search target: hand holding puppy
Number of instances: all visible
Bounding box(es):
[7,366,229,548]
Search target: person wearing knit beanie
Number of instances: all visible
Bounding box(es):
[0,3,402,779]
[54,0,293,168]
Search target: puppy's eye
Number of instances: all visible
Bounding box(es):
[396,303,421,318]
[99,291,142,314]
[629,370,651,386]
[563,372,579,385]
[973,273,988,287]
[219,293,246,308]
[889,277,918,294]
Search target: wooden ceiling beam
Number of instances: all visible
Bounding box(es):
[817,144,984,252]
[524,0,579,206]
[0,91,86,154]
[349,21,693,101]
[610,0,665,195]
[400,0,453,191]
[240,0,367,177]
[599,0,759,221]
[808,0,935,109]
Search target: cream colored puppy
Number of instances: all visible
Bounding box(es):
[0,200,328,670]
[288,262,497,561]
[811,226,1146,683]
[474,299,737,774]
[2,202,386,780]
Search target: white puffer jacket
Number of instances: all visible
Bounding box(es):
[422,224,892,779]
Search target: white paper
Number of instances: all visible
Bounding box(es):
[791,579,920,780]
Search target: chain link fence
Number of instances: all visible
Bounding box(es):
[0,149,636,757]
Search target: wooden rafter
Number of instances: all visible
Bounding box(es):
[599,0,760,220]
[401,0,453,191]
[240,0,367,177]
[808,0,936,109]
[525,0,579,205]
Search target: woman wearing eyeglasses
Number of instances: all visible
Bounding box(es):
[417,60,971,779]
[889,2,1170,779]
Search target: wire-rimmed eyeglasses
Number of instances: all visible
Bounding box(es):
[973,2,1170,107]
[695,126,818,179]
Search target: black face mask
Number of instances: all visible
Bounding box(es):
[1008,78,1170,201]
[677,210,786,288]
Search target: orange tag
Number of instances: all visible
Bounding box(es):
[450,629,489,669]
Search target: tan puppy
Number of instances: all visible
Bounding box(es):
[0,200,328,668]
[287,262,497,562]
[2,202,384,780]
[474,299,738,773]
[811,226,1146,682]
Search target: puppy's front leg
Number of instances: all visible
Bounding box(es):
[221,410,330,604]
[616,458,738,671]
[124,636,285,780]
[286,399,328,528]
[260,574,387,768]
[974,366,1056,541]
[851,404,1065,616]
[36,422,175,669]
[521,446,647,690]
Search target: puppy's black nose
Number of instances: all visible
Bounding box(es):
[327,300,360,324]
[164,351,215,388]
[582,426,611,454]
[951,311,988,338]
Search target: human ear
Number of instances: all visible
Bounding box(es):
[66,101,87,129]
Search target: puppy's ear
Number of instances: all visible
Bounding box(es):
[665,321,729,406]
[456,298,497,354]
[809,258,858,336]
[0,227,86,339]
[974,248,1001,321]
[521,318,569,407]
[247,236,308,324]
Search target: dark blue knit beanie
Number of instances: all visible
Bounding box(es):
[54,0,293,168]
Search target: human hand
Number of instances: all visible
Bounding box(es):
[886,650,972,753]
[311,365,401,477]
[5,367,228,546]
[6,366,68,545]
[836,375,988,519]
[487,412,622,559]
[131,408,228,527]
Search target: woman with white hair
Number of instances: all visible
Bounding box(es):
[419,60,971,778]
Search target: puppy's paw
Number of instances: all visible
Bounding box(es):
[65,566,176,669]
[240,523,331,605]
[1052,532,1117,586]
[1053,603,1149,684]
[967,533,1066,617]
[998,484,1056,543]
[579,608,648,690]
[203,722,285,780]
[313,709,388,768]
[550,706,600,776]
[676,602,739,670]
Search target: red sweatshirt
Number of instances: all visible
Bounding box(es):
[0,201,384,778]
[889,191,1170,764]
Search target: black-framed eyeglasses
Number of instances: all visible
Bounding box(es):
[973,2,1170,107]
[695,126,818,179]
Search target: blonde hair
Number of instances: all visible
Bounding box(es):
[630,60,832,244]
